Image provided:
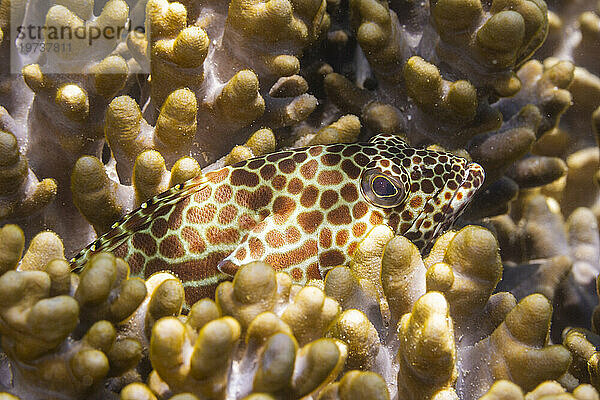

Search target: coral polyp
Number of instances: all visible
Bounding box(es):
[0,226,580,399]
[1,0,600,396]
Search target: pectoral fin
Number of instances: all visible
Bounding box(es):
[216,216,274,276]
[216,215,321,282]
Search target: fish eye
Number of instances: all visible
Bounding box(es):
[371,176,398,197]
[361,169,406,208]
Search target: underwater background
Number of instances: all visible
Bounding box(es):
[1,0,600,397]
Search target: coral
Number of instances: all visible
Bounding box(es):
[0,129,57,220]
[489,190,600,338]
[0,223,582,399]
[460,294,572,395]
[134,0,324,161]
[149,316,243,397]
[481,380,600,400]
[2,0,600,395]
[0,0,133,250]
[562,328,600,391]
[104,90,200,181]
[319,0,598,226]
[124,261,350,399]
[0,225,221,399]
[424,226,503,332]
[1,0,324,254]
[397,292,457,399]
[222,128,276,166]
[70,150,202,234]
[327,309,380,370]
[0,226,145,399]
[317,371,390,400]
[496,59,574,140]
[0,0,593,243]
[322,0,555,154]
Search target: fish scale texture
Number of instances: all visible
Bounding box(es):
[72,134,483,305]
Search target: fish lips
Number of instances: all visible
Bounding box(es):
[447,161,486,216]
[402,161,485,251]
[432,161,486,238]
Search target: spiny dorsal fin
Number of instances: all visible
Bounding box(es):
[70,174,210,271]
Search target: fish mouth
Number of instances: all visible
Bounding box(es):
[420,160,485,249]
[441,161,485,228]
[401,160,485,250]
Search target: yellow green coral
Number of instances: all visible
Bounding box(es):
[0,129,57,219]
[2,0,600,397]
[0,222,593,399]
[0,228,144,398]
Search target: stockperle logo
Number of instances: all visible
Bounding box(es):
[10,0,147,74]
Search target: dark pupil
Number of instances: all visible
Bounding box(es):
[373,176,397,197]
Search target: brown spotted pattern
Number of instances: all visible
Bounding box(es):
[71,134,484,305]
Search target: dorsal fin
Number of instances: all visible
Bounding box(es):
[70,174,210,272]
